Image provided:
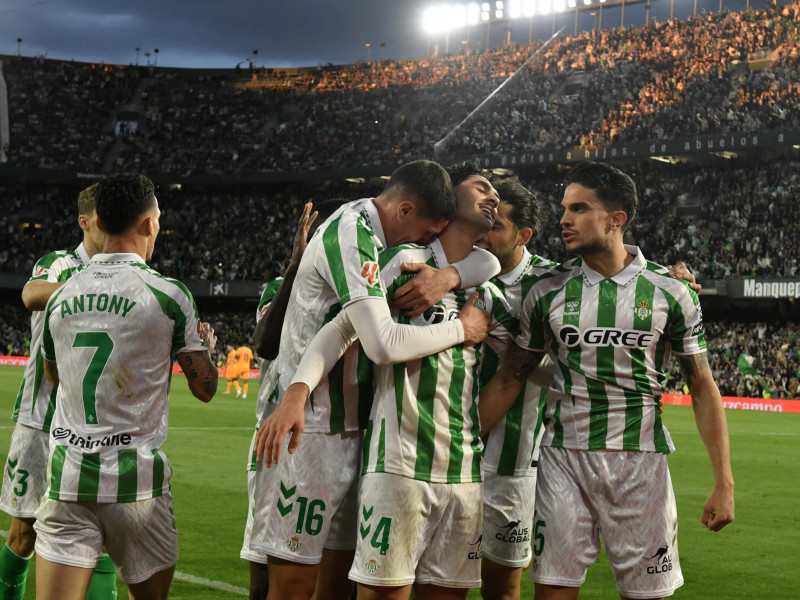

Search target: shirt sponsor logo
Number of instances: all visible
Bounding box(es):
[51,428,132,449]
[558,325,655,349]
[361,262,379,286]
[691,321,704,336]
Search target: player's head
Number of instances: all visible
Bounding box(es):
[379,160,456,246]
[477,177,540,270]
[227,344,235,353]
[560,162,637,255]
[447,162,499,240]
[76,183,105,256]
[95,174,160,261]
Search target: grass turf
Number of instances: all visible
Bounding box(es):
[0,365,798,598]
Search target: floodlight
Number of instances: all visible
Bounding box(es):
[567,0,577,8]
[496,1,504,8]
[423,7,439,34]
[467,2,481,24]
[583,0,592,5]
[451,4,467,27]
[538,0,551,14]
[482,2,490,10]
[554,0,567,11]
[523,0,536,16]
[481,11,490,20]
[496,9,504,17]
[509,0,522,18]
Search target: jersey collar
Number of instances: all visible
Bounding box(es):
[364,199,387,249]
[91,252,146,264]
[75,242,92,267]
[497,247,532,286]
[581,244,646,287]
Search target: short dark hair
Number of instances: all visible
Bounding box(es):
[494,177,542,237]
[563,161,637,231]
[77,183,98,217]
[384,160,456,221]
[95,174,157,235]
[446,160,492,189]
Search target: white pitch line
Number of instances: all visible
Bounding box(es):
[0,530,247,596]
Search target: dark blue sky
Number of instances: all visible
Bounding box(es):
[0,0,756,69]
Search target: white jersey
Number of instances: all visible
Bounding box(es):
[41,253,207,502]
[363,239,516,483]
[12,244,91,431]
[517,246,706,453]
[275,199,378,434]
[480,248,556,476]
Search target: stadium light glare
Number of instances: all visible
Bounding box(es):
[538,0,552,14]
[523,0,536,16]
[482,2,490,10]
[509,0,522,18]
[554,0,567,11]
[583,0,591,5]
[467,2,481,23]
[481,11,490,20]
[496,9,504,17]
[567,0,577,8]
[496,0,504,8]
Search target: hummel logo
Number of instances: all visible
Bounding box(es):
[6,458,17,479]
[277,481,297,517]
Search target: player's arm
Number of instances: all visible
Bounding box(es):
[479,343,545,436]
[253,202,317,359]
[679,352,735,531]
[391,246,501,317]
[256,293,489,466]
[177,321,218,402]
[22,281,64,311]
[43,358,59,388]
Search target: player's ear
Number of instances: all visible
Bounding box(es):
[517,227,533,247]
[138,215,155,237]
[608,210,627,232]
[396,199,415,220]
[78,214,89,233]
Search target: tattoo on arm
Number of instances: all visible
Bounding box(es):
[678,353,710,386]
[506,344,543,382]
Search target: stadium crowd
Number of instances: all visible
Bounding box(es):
[2,3,800,173]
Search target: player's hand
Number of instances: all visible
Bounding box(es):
[290,202,318,268]
[701,485,734,532]
[458,292,489,347]
[391,263,460,317]
[255,383,309,467]
[198,321,217,355]
[668,261,701,292]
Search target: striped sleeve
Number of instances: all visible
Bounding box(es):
[317,211,385,307]
[256,276,284,323]
[145,276,206,355]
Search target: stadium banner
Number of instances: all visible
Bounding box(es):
[662,394,800,413]
[465,128,800,169]
[726,277,800,300]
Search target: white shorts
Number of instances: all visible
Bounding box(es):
[249,431,361,564]
[0,423,50,517]
[349,472,482,589]
[482,471,537,568]
[531,447,684,599]
[33,494,178,584]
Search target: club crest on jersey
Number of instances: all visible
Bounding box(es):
[565,300,580,315]
[634,300,652,320]
[361,262,379,286]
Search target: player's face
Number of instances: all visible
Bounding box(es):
[560,183,616,255]
[145,198,161,263]
[476,201,519,265]
[398,215,449,246]
[454,175,499,237]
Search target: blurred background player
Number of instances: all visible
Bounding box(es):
[223,345,241,396]
[235,344,255,399]
[0,184,117,600]
[33,173,218,600]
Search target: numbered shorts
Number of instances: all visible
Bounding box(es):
[349,472,482,589]
[33,494,178,584]
[0,423,49,517]
[482,470,537,568]
[531,447,684,599]
[249,431,361,564]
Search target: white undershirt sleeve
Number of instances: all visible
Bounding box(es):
[452,246,501,288]
[290,296,465,390]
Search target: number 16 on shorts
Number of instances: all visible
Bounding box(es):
[277,481,326,536]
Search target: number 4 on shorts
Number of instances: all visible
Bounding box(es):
[359,505,391,556]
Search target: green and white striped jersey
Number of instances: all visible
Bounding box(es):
[480,248,556,477]
[41,253,207,502]
[12,244,91,432]
[275,199,378,434]
[363,239,516,484]
[517,246,706,453]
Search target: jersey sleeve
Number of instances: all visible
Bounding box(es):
[25,251,74,286]
[483,284,518,357]
[665,285,707,356]
[315,211,386,307]
[148,278,206,355]
[41,286,67,361]
[256,277,284,323]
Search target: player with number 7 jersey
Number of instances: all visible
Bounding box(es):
[40,259,208,503]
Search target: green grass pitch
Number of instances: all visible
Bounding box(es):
[1,364,798,598]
